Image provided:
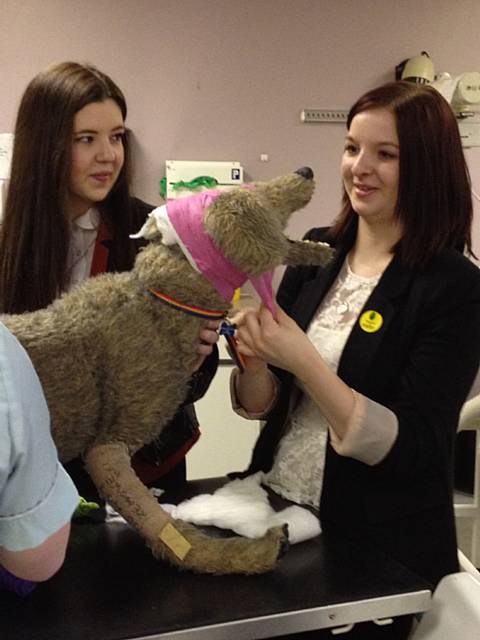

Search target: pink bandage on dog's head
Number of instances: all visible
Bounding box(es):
[166,190,276,315]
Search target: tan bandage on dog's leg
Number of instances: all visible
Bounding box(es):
[159,523,192,560]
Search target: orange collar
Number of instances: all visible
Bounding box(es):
[147,287,227,320]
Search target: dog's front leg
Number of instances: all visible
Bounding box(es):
[84,443,194,560]
[84,442,288,575]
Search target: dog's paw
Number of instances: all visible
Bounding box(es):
[150,519,288,574]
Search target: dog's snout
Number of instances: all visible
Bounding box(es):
[295,166,314,181]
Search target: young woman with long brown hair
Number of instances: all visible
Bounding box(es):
[0,62,219,509]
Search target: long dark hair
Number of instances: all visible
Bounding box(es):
[330,81,474,265]
[0,61,139,313]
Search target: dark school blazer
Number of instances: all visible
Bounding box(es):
[241,226,480,586]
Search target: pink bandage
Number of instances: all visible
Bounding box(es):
[166,190,276,316]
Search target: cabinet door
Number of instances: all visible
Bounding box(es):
[187,344,260,479]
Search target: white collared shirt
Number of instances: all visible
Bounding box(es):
[66,208,100,291]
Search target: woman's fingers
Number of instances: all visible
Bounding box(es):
[198,319,221,347]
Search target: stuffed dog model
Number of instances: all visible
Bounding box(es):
[2,167,333,574]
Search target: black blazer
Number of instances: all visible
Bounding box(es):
[243,227,480,586]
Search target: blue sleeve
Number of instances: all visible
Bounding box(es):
[0,323,79,552]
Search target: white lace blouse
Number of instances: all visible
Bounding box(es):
[263,258,381,508]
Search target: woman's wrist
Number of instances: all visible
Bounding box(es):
[230,367,278,418]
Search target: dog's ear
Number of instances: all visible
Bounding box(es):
[284,239,335,267]
[130,215,163,241]
[204,189,289,276]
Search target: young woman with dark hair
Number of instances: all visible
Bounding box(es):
[231,81,480,639]
[0,61,135,313]
[0,62,219,507]
[330,81,474,264]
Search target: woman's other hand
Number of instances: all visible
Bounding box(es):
[192,320,220,372]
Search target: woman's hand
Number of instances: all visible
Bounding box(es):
[228,308,269,375]
[235,304,315,378]
[235,305,357,438]
[192,320,220,372]
[228,308,276,414]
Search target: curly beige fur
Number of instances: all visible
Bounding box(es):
[2,169,332,574]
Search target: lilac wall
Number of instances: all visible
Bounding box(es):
[1,0,479,253]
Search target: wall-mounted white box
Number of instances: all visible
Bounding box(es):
[165,160,244,199]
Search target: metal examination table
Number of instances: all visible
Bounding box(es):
[0,478,432,639]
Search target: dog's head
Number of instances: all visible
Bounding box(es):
[204,167,318,276]
[132,168,333,310]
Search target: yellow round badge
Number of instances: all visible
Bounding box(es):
[359,310,383,333]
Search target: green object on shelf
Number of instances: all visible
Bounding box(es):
[159,175,219,199]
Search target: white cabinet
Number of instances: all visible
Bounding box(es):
[187,341,260,480]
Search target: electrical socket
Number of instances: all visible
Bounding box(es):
[300,109,348,123]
